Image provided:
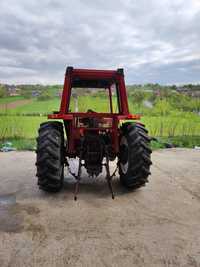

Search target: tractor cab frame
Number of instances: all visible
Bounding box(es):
[48,67,140,157]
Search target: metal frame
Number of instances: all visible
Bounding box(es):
[48,67,140,156]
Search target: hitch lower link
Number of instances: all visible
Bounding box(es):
[67,150,117,201]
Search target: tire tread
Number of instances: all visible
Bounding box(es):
[119,122,152,189]
[36,121,64,192]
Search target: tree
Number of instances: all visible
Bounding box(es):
[131,90,145,105]
[0,85,7,98]
[153,99,172,116]
[37,89,52,101]
[147,92,157,103]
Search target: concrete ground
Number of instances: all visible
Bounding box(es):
[0,149,200,267]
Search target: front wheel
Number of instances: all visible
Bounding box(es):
[119,122,152,189]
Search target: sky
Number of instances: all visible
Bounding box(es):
[0,0,200,85]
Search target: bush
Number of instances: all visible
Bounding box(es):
[0,85,7,98]
[151,99,173,116]
[21,90,32,99]
[37,90,52,101]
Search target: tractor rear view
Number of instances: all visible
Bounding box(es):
[36,67,152,199]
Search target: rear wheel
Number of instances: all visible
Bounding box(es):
[36,121,65,192]
[119,122,152,189]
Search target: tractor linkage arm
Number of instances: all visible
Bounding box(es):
[66,137,118,200]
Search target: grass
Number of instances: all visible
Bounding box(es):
[150,136,200,150]
[0,115,199,139]
[8,98,60,114]
[0,95,200,150]
[1,136,199,151]
[0,96,116,115]
[0,96,24,105]
[69,96,110,112]
[0,138,36,151]
[141,115,200,137]
[0,116,45,139]
[5,96,114,114]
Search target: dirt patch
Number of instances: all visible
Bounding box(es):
[0,194,23,233]
[0,194,41,233]
[0,99,32,110]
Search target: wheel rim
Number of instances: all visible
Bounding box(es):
[120,136,129,174]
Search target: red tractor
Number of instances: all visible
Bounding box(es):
[36,67,152,199]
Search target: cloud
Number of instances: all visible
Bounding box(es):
[0,0,200,84]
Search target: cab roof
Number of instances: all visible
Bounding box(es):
[66,66,124,88]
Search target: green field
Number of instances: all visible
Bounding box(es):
[0,96,24,105]
[0,114,199,139]
[0,116,44,139]
[2,96,115,114]
[1,98,60,114]
[0,94,200,149]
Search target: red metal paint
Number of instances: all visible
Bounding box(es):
[48,67,140,156]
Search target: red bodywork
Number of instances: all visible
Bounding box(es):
[48,67,140,157]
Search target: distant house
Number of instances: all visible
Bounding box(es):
[6,85,21,96]
[176,87,188,94]
[32,91,40,97]
[176,87,200,97]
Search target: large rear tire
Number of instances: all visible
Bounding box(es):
[36,121,64,192]
[119,122,152,189]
